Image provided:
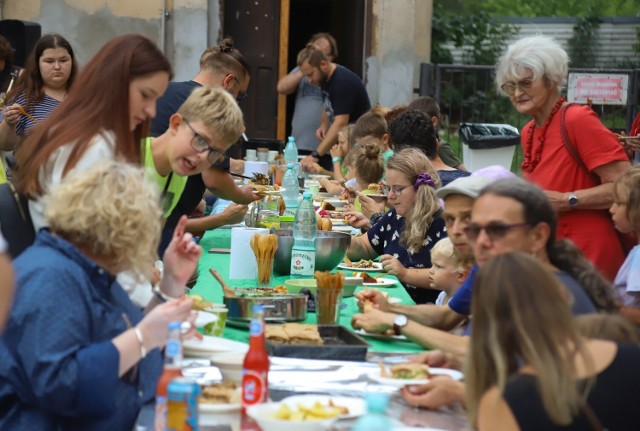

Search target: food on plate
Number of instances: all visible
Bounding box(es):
[250,183,281,195]
[199,381,241,404]
[347,259,376,269]
[367,183,382,193]
[190,294,214,311]
[233,285,289,297]
[380,363,431,380]
[317,216,333,231]
[321,201,336,211]
[265,323,324,345]
[270,400,348,421]
[352,271,377,283]
[250,172,270,185]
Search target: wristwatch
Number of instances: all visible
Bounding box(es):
[568,192,579,208]
[310,150,321,159]
[393,314,408,336]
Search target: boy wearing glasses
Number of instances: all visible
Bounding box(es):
[145,86,245,218]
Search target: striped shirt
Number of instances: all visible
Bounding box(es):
[0,92,61,137]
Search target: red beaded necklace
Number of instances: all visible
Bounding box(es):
[521,97,566,173]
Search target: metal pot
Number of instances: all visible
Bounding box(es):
[223,294,307,322]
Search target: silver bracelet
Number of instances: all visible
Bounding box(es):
[133,326,146,359]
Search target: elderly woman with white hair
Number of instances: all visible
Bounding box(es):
[495,35,630,280]
[0,162,201,430]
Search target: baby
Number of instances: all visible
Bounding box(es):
[428,238,469,305]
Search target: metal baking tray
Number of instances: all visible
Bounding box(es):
[266,325,370,361]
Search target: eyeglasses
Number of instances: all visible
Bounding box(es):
[388,184,412,196]
[184,119,224,164]
[230,76,248,101]
[463,222,531,242]
[500,79,533,96]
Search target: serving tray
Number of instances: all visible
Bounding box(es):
[266,325,370,361]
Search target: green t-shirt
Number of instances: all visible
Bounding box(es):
[143,137,188,218]
[381,149,394,181]
[438,139,463,168]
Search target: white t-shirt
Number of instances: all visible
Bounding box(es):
[0,224,7,254]
[29,131,154,307]
[29,131,116,231]
[614,245,640,307]
[435,290,447,306]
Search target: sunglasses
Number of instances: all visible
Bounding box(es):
[463,222,531,241]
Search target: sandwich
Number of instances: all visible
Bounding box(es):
[389,363,431,380]
[283,323,323,345]
[200,381,240,404]
[367,183,381,193]
[265,325,289,344]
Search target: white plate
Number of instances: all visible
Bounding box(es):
[279,395,366,419]
[183,336,248,358]
[387,297,402,304]
[323,199,349,208]
[329,218,347,226]
[363,278,398,287]
[332,225,356,233]
[199,402,241,413]
[309,174,331,180]
[253,187,285,196]
[337,262,384,272]
[354,328,409,342]
[368,368,464,387]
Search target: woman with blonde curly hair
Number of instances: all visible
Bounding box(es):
[467,252,640,431]
[346,148,446,303]
[0,161,201,429]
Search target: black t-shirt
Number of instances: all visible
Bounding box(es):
[503,342,640,431]
[321,65,371,124]
[151,80,201,137]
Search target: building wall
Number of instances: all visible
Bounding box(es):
[0,0,216,80]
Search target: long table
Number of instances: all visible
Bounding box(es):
[190,228,425,354]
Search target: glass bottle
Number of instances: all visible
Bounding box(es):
[155,321,183,431]
[241,305,269,413]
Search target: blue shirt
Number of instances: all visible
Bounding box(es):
[448,264,597,316]
[367,208,447,304]
[0,231,162,430]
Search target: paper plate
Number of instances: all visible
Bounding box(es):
[183,336,248,358]
[337,262,384,272]
[279,394,366,419]
[368,368,464,387]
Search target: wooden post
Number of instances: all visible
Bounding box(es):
[277,0,290,141]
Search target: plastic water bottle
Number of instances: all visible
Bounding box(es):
[284,136,300,177]
[290,191,316,276]
[284,136,299,166]
[281,163,299,213]
[155,322,183,430]
[352,392,392,431]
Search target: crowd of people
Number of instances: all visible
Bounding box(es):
[0,28,639,430]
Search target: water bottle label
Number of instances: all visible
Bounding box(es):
[166,338,181,358]
[290,250,316,276]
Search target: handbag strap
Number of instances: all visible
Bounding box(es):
[560,103,599,182]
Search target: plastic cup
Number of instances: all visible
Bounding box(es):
[201,306,228,337]
[316,288,343,324]
[255,257,274,286]
[308,183,320,196]
[245,149,257,161]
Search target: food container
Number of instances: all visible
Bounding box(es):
[273,230,351,275]
[223,293,307,323]
[266,325,369,361]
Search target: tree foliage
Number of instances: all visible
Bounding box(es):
[454,0,640,17]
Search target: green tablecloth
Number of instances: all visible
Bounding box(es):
[190,228,425,353]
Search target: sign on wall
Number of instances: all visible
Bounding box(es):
[567,73,628,105]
